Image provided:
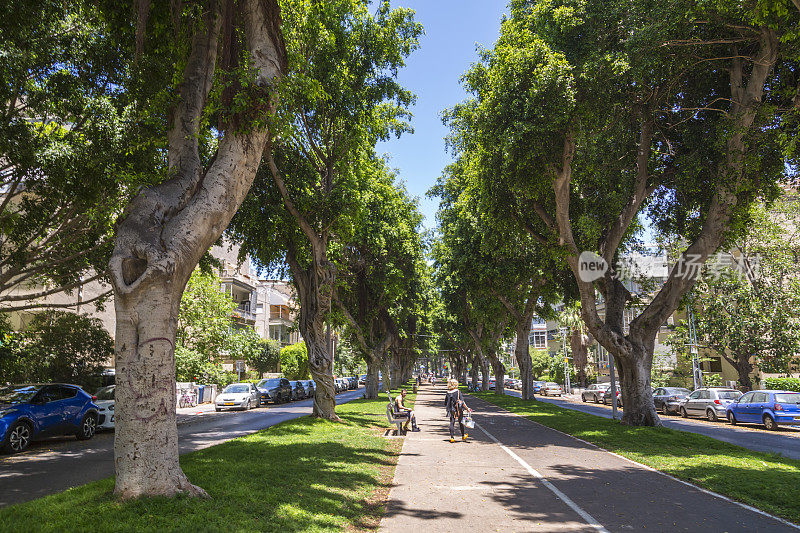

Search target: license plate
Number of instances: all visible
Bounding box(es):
[224,402,235,406]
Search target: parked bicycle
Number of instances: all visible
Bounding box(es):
[178,388,198,408]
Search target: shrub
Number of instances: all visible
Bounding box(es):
[764,377,800,392]
[280,341,309,380]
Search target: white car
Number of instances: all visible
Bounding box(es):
[541,382,563,396]
[94,385,116,429]
[215,383,260,411]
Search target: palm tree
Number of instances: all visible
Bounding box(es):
[558,303,590,388]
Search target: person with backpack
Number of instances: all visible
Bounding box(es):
[444,379,471,442]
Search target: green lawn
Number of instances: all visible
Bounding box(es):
[469,390,800,524]
[0,388,415,533]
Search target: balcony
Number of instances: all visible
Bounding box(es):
[233,302,256,323]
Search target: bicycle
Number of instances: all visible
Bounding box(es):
[178,388,198,409]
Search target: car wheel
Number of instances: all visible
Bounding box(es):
[594,394,600,403]
[76,413,97,441]
[3,421,32,453]
[244,399,251,411]
[680,407,688,418]
[661,404,669,415]
[763,414,778,431]
[727,412,737,425]
[706,409,718,422]
[582,394,587,403]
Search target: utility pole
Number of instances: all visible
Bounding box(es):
[687,303,703,390]
[604,345,618,421]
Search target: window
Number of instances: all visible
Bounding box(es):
[688,391,701,400]
[529,330,547,349]
[56,386,78,399]
[752,392,769,403]
[706,357,722,373]
[739,392,754,403]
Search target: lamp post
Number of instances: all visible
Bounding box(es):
[687,303,703,390]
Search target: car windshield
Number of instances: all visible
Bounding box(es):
[775,393,800,404]
[259,379,281,388]
[666,388,690,395]
[0,385,41,404]
[716,391,742,400]
[224,384,250,394]
[546,382,558,387]
[95,386,115,401]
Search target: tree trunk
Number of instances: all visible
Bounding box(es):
[515,323,535,399]
[618,347,660,426]
[734,356,754,391]
[571,329,588,388]
[480,356,490,391]
[113,281,203,499]
[365,357,380,398]
[381,358,391,392]
[490,354,505,396]
[108,0,284,499]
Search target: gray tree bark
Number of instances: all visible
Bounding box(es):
[109,0,284,499]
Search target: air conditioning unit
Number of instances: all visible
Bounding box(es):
[726,380,738,389]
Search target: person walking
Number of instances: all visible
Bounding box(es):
[444,379,471,443]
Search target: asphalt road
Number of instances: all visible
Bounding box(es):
[505,389,800,460]
[0,387,366,508]
[383,387,799,532]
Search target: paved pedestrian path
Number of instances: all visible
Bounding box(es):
[381,385,798,532]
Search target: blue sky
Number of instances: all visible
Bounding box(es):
[376,1,511,230]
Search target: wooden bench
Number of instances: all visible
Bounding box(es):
[385,391,408,436]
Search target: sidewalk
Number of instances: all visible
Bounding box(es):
[380,386,798,532]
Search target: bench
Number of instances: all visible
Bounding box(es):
[385,391,409,436]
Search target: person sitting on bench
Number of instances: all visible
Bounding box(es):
[394,389,419,432]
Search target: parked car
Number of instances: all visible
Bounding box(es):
[0,383,99,453]
[581,383,610,403]
[602,387,622,406]
[94,385,116,429]
[532,381,546,393]
[334,378,346,393]
[652,387,691,415]
[679,388,742,421]
[215,382,261,411]
[289,380,307,400]
[348,376,358,389]
[359,375,367,385]
[541,382,563,396]
[256,378,292,404]
[726,390,800,430]
[302,380,316,398]
[488,378,496,390]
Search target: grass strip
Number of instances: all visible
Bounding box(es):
[0,388,415,533]
[469,390,800,525]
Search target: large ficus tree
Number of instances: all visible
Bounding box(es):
[0,0,155,313]
[332,161,426,398]
[230,0,421,419]
[448,0,798,425]
[108,0,285,498]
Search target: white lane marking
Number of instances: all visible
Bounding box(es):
[480,394,800,531]
[474,421,609,533]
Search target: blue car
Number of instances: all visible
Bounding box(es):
[532,381,546,393]
[0,384,100,453]
[726,390,800,430]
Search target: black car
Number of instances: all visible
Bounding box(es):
[289,380,307,400]
[348,377,358,389]
[653,387,691,415]
[256,378,292,404]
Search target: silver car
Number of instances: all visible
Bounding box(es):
[679,388,742,421]
[581,383,610,403]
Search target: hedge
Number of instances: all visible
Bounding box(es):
[764,377,800,392]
